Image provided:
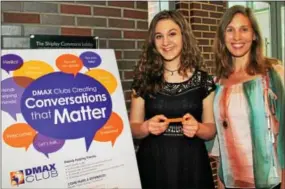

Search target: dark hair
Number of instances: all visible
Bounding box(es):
[132,10,203,97]
[213,5,268,79]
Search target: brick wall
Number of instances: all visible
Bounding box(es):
[1,1,148,110]
[176,1,227,75]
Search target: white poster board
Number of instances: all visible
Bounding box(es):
[1,49,141,189]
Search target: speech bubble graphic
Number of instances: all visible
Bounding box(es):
[13,60,54,80]
[1,54,24,74]
[3,123,37,151]
[33,133,65,158]
[1,77,25,120]
[56,54,83,76]
[21,72,112,151]
[85,69,117,94]
[79,51,102,69]
[94,112,123,146]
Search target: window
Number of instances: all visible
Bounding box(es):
[252,2,271,57]
[281,6,284,63]
[148,1,175,24]
[228,2,246,7]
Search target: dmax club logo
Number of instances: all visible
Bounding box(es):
[10,163,58,186]
[10,171,25,186]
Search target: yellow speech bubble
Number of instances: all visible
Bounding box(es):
[94,112,123,146]
[13,60,54,80]
[3,123,37,151]
[85,69,117,94]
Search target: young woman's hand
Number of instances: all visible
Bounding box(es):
[182,113,200,138]
[146,115,168,135]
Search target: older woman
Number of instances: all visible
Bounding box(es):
[213,5,284,189]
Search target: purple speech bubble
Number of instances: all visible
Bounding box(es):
[21,72,112,151]
[79,51,102,69]
[1,54,24,74]
[33,133,65,158]
[1,77,26,120]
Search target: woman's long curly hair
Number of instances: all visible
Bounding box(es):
[213,5,269,80]
[132,10,204,97]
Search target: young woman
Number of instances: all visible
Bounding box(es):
[130,10,216,189]
[213,5,285,189]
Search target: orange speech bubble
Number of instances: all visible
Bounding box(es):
[94,112,123,146]
[56,54,83,76]
[3,123,37,151]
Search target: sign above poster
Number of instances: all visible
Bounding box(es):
[30,35,98,49]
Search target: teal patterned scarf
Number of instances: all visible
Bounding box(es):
[242,67,284,188]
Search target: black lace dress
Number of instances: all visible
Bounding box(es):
[136,69,216,189]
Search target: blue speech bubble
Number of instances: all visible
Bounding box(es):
[1,77,26,120]
[33,133,65,158]
[20,72,112,151]
[79,51,102,69]
[1,54,23,74]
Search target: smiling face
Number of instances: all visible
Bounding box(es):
[154,19,183,64]
[225,13,256,59]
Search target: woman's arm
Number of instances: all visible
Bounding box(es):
[129,91,169,138]
[196,91,217,140]
[182,91,216,140]
[129,91,149,139]
[281,169,285,189]
[272,63,285,188]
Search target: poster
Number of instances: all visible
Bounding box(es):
[1,49,141,188]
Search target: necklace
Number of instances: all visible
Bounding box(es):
[164,67,179,76]
[220,87,231,128]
